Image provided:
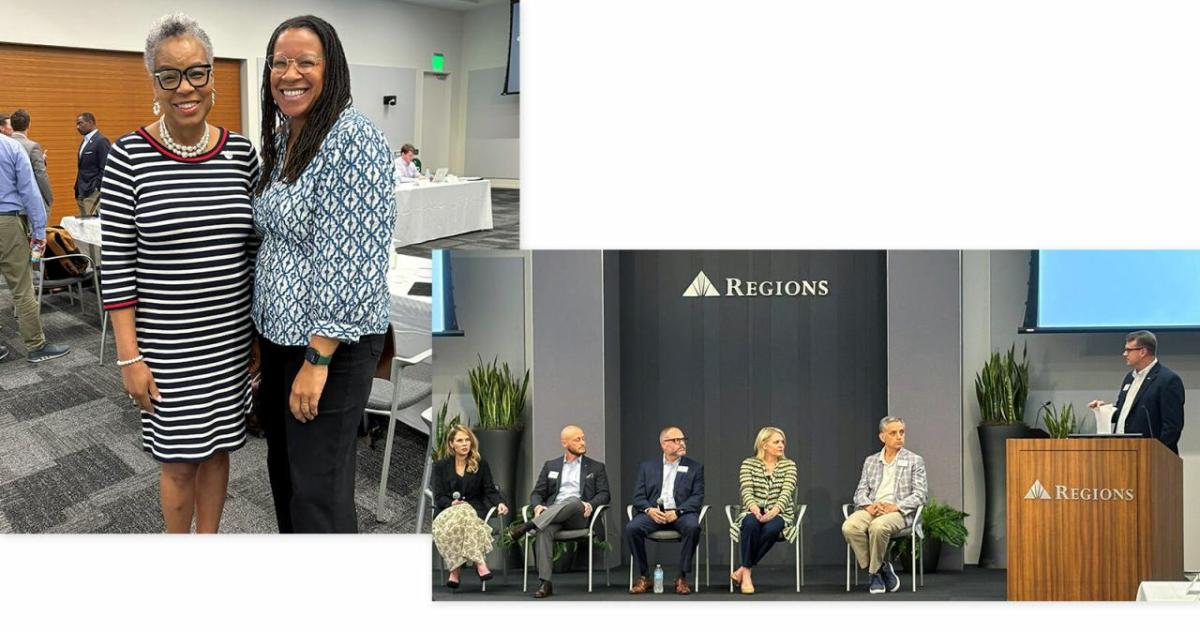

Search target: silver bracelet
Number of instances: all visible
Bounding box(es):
[116,354,144,367]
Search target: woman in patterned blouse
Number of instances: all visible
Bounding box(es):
[729,427,797,594]
[252,15,397,533]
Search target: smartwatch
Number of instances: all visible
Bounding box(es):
[304,346,333,366]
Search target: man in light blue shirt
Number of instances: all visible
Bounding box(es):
[0,133,69,363]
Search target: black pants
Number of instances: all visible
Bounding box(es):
[259,333,384,533]
[624,511,701,578]
[739,514,785,567]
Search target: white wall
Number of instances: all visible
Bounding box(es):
[962,250,1200,571]
[2,0,487,171]
[458,2,516,184]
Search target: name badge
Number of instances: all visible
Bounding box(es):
[585,473,593,479]
[677,465,689,473]
[548,471,559,480]
[1123,384,1131,392]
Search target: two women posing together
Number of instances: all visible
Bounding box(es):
[101,12,396,534]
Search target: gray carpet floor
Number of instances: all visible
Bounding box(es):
[397,187,519,257]
[0,286,428,534]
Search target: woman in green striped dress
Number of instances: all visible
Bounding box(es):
[729,426,797,594]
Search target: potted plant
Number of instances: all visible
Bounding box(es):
[975,343,1034,569]
[468,355,530,512]
[892,498,969,574]
[1041,402,1080,439]
[431,394,459,461]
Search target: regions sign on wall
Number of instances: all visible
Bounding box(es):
[1023,479,1135,502]
[682,270,830,298]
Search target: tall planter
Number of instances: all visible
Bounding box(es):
[475,428,521,509]
[976,424,1034,569]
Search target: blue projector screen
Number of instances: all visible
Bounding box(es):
[1028,250,1200,330]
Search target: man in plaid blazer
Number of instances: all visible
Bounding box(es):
[841,415,928,594]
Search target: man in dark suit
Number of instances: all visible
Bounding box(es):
[74,112,110,217]
[625,425,706,595]
[508,425,610,598]
[1089,330,1185,453]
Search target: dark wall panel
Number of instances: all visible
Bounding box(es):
[617,251,888,566]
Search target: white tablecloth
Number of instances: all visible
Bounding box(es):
[1136,580,1200,601]
[60,215,103,265]
[387,253,433,435]
[60,216,101,246]
[393,179,493,247]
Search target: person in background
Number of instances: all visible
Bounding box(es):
[8,110,53,210]
[0,127,69,364]
[0,113,11,136]
[253,14,397,533]
[729,426,797,594]
[397,143,420,181]
[430,424,507,589]
[74,112,110,217]
[1088,330,1185,453]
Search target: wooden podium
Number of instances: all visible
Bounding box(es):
[1006,438,1183,601]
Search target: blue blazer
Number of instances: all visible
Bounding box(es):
[631,456,705,515]
[1112,361,1185,454]
[75,131,110,198]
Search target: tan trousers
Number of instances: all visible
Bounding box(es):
[76,190,100,217]
[841,509,906,574]
[0,214,46,352]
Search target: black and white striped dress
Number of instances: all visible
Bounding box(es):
[99,128,260,463]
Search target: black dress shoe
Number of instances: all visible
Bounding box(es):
[445,577,460,589]
[533,580,553,598]
[508,520,537,540]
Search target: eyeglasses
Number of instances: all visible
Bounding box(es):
[663,437,687,444]
[267,54,324,74]
[1122,346,1145,354]
[154,65,213,91]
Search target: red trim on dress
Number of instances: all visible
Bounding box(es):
[103,299,138,311]
[136,127,229,162]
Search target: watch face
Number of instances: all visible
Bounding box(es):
[305,347,329,365]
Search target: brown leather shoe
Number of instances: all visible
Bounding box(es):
[533,580,553,598]
[675,575,692,595]
[629,576,653,594]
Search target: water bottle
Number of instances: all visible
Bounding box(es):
[653,564,664,594]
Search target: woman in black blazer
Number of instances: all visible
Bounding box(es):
[431,424,509,588]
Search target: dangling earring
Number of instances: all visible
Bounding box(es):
[152,101,161,116]
[211,89,217,105]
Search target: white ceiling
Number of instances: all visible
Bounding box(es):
[396,0,507,12]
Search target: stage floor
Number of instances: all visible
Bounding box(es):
[431,563,1006,601]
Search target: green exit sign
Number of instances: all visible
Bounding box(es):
[431,53,445,72]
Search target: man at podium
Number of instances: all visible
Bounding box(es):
[1088,330,1185,454]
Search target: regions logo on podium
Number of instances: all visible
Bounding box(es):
[1022,479,1135,501]
[1024,479,1052,500]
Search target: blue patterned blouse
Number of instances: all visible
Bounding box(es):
[252,107,397,346]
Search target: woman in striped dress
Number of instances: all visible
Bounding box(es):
[729,426,798,594]
[101,14,259,534]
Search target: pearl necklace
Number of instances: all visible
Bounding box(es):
[158,116,211,158]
